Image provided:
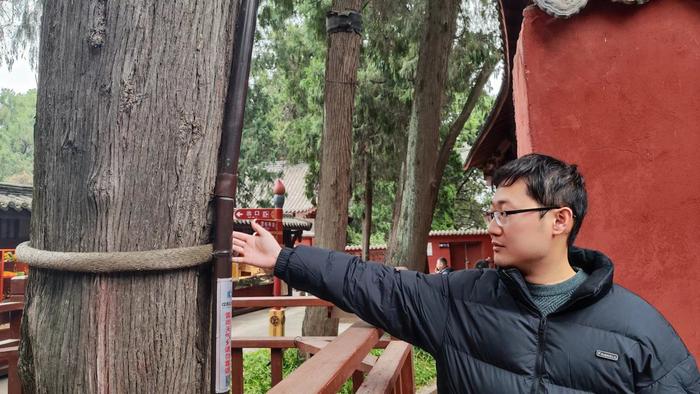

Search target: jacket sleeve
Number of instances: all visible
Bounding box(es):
[274,245,450,355]
[636,355,700,394]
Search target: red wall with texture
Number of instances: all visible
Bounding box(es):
[514,1,700,356]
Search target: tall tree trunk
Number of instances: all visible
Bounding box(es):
[302,0,362,337]
[19,0,237,392]
[385,0,458,270]
[429,62,495,213]
[361,156,372,261]
[387,160,406,258]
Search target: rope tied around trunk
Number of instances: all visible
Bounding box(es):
[14,242,214,273]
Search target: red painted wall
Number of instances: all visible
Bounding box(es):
[515,1,700,356]
[427,234,493,273]
[345,248,387,262]
[333,233,493,273]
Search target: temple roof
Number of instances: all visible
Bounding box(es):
[533,0,651,18]
[0,183,32,213]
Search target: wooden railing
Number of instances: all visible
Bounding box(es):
[0,297,415,394]
[231,296,415,394]
[0,301,24,394]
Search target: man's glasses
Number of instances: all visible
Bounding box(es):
[482,206,560,227]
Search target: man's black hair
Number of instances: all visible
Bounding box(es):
[491,153,587,246]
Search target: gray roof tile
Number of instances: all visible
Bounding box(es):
[0,183,32,212]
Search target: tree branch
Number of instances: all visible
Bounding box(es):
[436,61,495,180]
[430,60,495,211]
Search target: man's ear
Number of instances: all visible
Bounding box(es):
[552,207,574,236]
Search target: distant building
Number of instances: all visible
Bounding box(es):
[0,183,31,249]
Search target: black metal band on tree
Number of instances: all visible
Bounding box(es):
[212,0,260,392]
[326,10,363,35]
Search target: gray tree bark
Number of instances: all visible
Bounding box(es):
[384,0,459,271]
[20,0,238,392]
[302,0,362,338]
[386,59,494,271]
[361,155,372,261]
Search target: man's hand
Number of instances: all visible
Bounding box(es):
[231,220,282,269]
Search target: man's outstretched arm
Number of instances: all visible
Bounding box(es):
[232,221,450,354]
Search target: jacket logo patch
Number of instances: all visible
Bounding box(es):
[595,350,619,361]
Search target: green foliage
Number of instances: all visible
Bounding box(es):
[240,1,329,205]
[432,94,496,230]
[0,0,501,242]
[242,349,353,393]
[0,88,35,183]
[236,68,281,207]
[243,346,437,393]
[245,0,500,245]
[414,347,438,387]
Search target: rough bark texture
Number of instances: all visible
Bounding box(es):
[361,157,372,261]
[20,0,238,392]
[384,0,458,271]
[302,0,362,337]
[387,161,406,256]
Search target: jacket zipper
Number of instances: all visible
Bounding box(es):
[502,271,548,394]
[533,317,547,394]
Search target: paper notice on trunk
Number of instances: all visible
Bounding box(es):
[215,278,233,393]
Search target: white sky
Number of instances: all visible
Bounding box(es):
[0,57,37,93]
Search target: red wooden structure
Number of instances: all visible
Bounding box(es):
[338,229,493,273]
[231,296,415,394]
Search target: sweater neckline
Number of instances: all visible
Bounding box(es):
[526,267,588,297]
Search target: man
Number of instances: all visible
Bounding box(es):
[435,257,452,274]
[232,153,700,393]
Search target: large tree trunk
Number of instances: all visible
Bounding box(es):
[302,0,362,337]
[20,0,237,392]
[384,0,458,270]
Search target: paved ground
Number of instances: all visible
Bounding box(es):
[233,306,353,337]
[232,306,353,352]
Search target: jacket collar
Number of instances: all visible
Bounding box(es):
[498,246,615,314]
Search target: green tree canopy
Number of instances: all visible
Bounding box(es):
[0,88,35,183]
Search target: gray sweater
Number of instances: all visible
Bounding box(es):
[526,267,589,316]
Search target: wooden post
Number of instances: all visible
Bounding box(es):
[352,370,364,392]
[269,180,286,337]
[231,348,244,394]
[399,347,414,393]
[0,250,7,300]
[270,348,284,387]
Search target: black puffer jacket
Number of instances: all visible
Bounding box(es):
[274,246,700,393]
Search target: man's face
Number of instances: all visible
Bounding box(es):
[488,179,554,270]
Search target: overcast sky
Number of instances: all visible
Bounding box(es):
[0,57,37,93]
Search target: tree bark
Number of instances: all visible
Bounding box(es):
[20,0,237,392]
[302,0,362,337]
[361,156,372,261]
[387,160,406,258]
[384,0,458,271]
